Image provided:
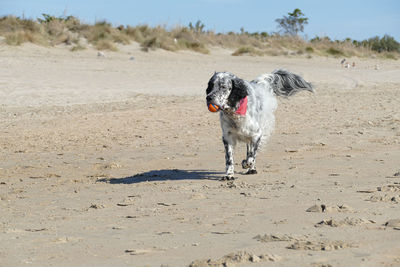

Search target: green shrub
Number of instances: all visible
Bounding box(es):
[5,31,25,45]
[383,53,398,60]
[184,41,209,54]
[232,46,263,56]
[141,36,159,51]
[326,47,344,56]
[305,46,314,53]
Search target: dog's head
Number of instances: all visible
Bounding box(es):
[206,72,248,111]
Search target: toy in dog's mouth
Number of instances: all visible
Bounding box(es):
[208,103,220,112]
[207,97,248,115]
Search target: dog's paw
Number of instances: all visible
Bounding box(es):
[242,158,255,169]
[245,169,257,175]
[220,175,236,181]
[242,160,250,169]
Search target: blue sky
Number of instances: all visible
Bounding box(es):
[1,0,399,41]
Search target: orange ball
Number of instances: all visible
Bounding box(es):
[208,103,220,112]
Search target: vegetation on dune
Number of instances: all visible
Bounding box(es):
[0,12,398,59]
[275,8,308,37]
[232,46,263,56]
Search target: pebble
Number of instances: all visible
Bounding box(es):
[384,219,400,228]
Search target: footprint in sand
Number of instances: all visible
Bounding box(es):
[188,251,281,267]
[124,247,164,255]
[306,204,354,213]
[254,233,355,252]
[314,217,375,227]
[377,184,400,192]
[253,233,308,242]
[364,184,400,203]
[287,240,354,251]
[367,194,399,203]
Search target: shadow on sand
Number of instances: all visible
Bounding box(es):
[98,169,222,184]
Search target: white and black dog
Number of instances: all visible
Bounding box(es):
[206,69,313,180]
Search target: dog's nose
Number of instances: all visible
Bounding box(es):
[206,95,212,102]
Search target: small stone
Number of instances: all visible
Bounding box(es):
[384,219,400,228]
[250,254,260,263]
[306,204,323,212]
[337,204,354,212]
[89,204,105,209]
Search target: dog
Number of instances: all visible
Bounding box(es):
[206,69,313,180]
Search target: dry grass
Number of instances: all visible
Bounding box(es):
[81,21,130,48]
[0,15,398,59]
[232,46,263,56]
[70,44,86,52]
[95,39,117,51]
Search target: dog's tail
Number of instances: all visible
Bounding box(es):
[269,69,313,97]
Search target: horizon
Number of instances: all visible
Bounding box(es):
[1,0,399,41]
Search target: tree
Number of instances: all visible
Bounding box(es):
[275,8,308,36]
[188,20,205,33]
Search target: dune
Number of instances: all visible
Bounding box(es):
[0,42,399,266]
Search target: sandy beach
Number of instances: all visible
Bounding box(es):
[1,42,400,266]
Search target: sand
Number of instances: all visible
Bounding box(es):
[1,42,400,266]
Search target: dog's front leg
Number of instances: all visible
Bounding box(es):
[242,136,261,174]
[222,137,235,180]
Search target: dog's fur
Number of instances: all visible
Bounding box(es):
[206,69,313,180]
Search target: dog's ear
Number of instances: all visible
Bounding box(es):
[228,77,248,106]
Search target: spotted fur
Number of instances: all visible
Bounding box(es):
[206,69,313,179]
